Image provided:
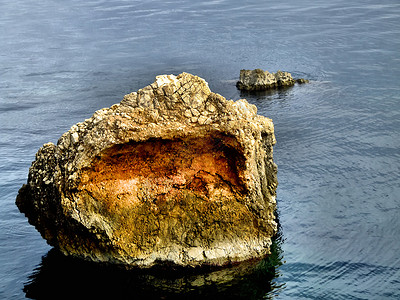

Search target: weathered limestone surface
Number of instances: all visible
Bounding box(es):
[236,69,309,91]
[16,72,278,268]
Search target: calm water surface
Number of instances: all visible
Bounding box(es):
[1,0,399,299]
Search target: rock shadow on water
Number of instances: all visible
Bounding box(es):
[239,85,295,100]
[23,236,284,300]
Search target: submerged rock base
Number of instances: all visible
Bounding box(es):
[236,69,309,91]
[17,72,278,268]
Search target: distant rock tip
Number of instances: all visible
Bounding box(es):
[236,69,309,91]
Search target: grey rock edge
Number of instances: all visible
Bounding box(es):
[16,72,278,268]
[237,69,309,91]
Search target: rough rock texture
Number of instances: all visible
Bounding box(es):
[16,72,278,268]
[236,69,309,91]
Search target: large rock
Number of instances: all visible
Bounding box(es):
[16,72,278,268]
[236,69,309,91]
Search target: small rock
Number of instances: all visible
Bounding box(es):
[236,69,309,91]
[296,78,310,84]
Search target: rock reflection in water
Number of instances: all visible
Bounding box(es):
[239,86,295,100]
[23,238,284,299]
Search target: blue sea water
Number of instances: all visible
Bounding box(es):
[1,0,399,299]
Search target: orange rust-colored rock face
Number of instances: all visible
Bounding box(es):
[79,135,244,208]
[16,73,278,268]
[74,135,256,261]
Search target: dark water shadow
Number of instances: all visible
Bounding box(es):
[239,86,295,101]
[23,236,284,300]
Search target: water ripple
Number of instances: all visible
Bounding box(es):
[280,261,400,299]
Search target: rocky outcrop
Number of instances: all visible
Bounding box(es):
[236,69,309,91]
[16,72,278,268]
